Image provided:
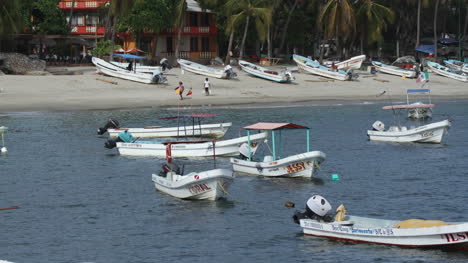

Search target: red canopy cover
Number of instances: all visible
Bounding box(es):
[243,122,308,130]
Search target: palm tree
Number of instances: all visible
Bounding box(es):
[225,0,272,59]
[173,0,187,60]
[0,0,24,51]
[277,0,300,56]
[433,0,440,58]
[318,0,355,59]
[108,0,136,61]
[355,0,394,56]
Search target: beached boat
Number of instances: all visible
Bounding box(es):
[230,122,325,178]
[444,60,468,74]
[238,60,294,83]
[97,114,232,139]
[178,59,236,79]
[0,126,7,153]
[427,61,468,82]
[92,55,167,84]
[152,165,233,200]
[371,61,417,78]
[293,54,351,81]
[382,89,434,119]
[110,62,162,74]
[104,131,267,157]
[293,203,468,251]
[323,55,366,70]
[367,119,450,143]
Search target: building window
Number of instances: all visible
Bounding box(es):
[201,14,210,27]
[189,13,198,26]
[166,37,173,52]
[201,37,210,52]
[190,37,198,52]
[86,15,99,25]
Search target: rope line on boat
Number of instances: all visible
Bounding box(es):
[217,180,248,204]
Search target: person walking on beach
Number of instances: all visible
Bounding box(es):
[175,81,185,100]
[204,78,210,96]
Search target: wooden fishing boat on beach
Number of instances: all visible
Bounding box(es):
[92,55,167,84]
[293,54,351,81]
[427,61,468,82]
[444,59,468,74]
[323,55,366,70]
[382,89,434,119]
[104,130,267,157]
[371,61,417,78]
[367,119,450,143]
[97,115,231,139]
[293,206,468,251]
[238,60,294,83]
[178,59,236,79]
[230,123,325,178]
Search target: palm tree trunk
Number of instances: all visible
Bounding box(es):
[239,16,250,59]
[175,16,184,60]
[278,0,299,55]
[463,6,468,40]
[110,16,117,61]
[416,0,421,48]
[225,30,235,65]
[433,0,440,58]
[267,26,272,59]
[104,6,112,40]
[68,0,76,29]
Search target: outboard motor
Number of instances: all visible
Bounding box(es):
[285,71,294,81]
[152,72,167,84]
[104,130,134,149]
[158,162,182,177]
[97,119,120,135]
[160,58,171,72]
[372,121,385,131]
[293,195,333,224]
[224,65,237,78]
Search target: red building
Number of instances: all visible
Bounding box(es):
[58,0,219,62]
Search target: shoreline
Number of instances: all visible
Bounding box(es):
[0,65,467,113]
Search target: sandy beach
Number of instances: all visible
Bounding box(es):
[0,64,467,112]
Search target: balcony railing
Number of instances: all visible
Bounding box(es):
[59,1,105,9]
[162,51,216,59]
[70,25,105,35]
[161,26,217,35]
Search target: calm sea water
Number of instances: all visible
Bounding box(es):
[1,101,468,263]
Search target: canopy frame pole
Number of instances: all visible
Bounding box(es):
[306,129,310,152]
[272,130,276,160]
[279,130,282,159]
[247,130,251,161]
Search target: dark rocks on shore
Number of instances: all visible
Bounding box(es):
[0,52,46,74]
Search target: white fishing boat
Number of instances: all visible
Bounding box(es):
[105,131,267,157]
[238,60,294,83]
[152,166,233,200]
[230,122,325,178]
[367,119,450,143]
[92,55,167,84]
[323,55,366,70]
[293,197,468,251]
[110,62,163,74]
[444,59,468,74]
[382,89,434,119]
[98,114,231,139]
[178,59,236,79]
[427,61,468,82]
[371,61,417,78]
[293,54,351,81]
[0,126,7,153]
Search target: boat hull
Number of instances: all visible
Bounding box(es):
[92,57,163,84]
[115,132,267,157]
[230,151,326,177]
[108,122,232,138]
[293,55,350,81]
[152,168,234,200]
[299,216,468,251]
[110,61,164,74]
[324,55,366,70]
[178,59,227,79]
[371,61,417,78]
[367,120,450,143]
[427,61,468,82]
[238,60,292,83]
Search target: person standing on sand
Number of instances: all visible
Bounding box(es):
[204,78,210,96]
[175,81,184,100]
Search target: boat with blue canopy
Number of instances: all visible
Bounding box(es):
[230,122,326,178]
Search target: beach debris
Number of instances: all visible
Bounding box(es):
[373,78,389,83]
[0,206,20,211]
[96,78,118,85]
[362,75,375,78]
[331,174,340,181]
[0,52,46,74]
[305,79,330,82]
[319,77,335,82]
[285,201,295,207]
[376,91,386,97]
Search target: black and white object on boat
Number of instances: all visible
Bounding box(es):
[97,119,120,135]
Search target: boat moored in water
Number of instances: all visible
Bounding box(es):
[367,119,450,143]
[382,89,434,119]
[0,126,7,153]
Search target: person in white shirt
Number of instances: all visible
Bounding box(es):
[204,78,210,96]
